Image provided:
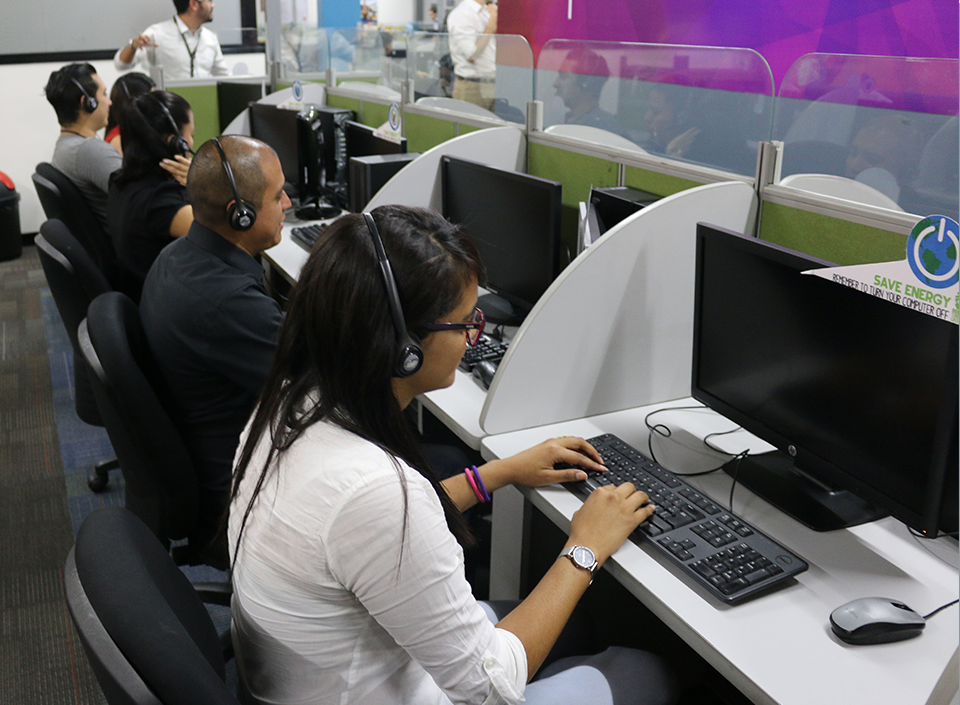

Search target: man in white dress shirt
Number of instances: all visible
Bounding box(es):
[447,0,497,111]
[114,0,230,79]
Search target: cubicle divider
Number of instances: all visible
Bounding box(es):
[479,181,756,436]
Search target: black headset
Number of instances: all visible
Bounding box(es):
[70,78,98,113]
[363,212,424,378]
[147,93,192,156]
[212,138,258,231]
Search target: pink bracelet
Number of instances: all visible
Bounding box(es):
[464,466,486,503]
[471,465,491,502]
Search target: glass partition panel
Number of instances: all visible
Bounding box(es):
[775,54,958,219]
[408,32,533,124]
[536,39,775,176]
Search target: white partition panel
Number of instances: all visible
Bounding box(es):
[365,126,525,212]
[480,181,757,435]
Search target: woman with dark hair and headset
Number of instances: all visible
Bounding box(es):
[105,72,156,154]
[107,89,194,298]
[228,206,680,705]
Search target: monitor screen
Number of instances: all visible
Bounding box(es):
[345,120,406,157]
[441,156,562,321]
[691,224,958,535]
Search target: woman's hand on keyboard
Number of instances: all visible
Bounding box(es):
[483,436,607,490]
[569,483,655,566]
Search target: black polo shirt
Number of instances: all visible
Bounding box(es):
[140,222,282,505]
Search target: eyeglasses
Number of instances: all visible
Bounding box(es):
[421,307,485,346]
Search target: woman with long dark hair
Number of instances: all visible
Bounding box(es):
[105,72,155,154]
[229,206,679,705]
[107,89,194,297]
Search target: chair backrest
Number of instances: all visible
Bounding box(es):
[33,162,118,277]
[65,506,238,705]
[79,292,200,547]
[35,219,111,426]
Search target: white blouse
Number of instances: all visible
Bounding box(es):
[228,420,528,705]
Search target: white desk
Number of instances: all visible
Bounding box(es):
[481,401,959,705]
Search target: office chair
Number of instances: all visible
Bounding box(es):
[32,162,120,285]
[34,220,119,491]
[64,506,237,705]
[79,291,224,568]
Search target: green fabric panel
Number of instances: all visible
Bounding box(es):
[326,94,361,115]
[168,85,219,147]
[362,102,390,129]
[458,124,481,135]
[759,202,910,265]
[527,143,619,265]
[404,113,456,153]
[622,166,700,197]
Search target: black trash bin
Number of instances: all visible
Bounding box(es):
[0,172,22,261]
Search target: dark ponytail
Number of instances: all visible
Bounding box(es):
[114,90,191,185]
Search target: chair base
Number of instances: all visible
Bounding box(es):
[88,456,120,493]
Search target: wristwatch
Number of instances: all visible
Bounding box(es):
[560,545,598,585]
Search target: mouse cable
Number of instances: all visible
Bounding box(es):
[923,599,959,621]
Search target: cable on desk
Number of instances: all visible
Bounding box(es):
[726,451,748,512]
[643,406,747,481]
[923,599,959,621]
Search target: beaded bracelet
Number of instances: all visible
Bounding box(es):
[464,466,486,503]
[470,465,491,502]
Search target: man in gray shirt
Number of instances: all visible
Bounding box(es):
[44,63,122,228]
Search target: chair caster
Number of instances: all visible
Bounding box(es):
[88,470,109,493]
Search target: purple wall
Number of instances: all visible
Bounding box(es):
[500,0,959,90]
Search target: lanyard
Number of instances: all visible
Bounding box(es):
[175,16,200,77]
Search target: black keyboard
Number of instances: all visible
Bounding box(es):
[458,335,509,372]
[566,434,808,603]
[291,223,328,251]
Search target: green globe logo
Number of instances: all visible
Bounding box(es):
[907,215,958,290]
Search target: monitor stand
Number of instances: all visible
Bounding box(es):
[723,451,887,532]
[478,293,526,326]
[295,200,340,221]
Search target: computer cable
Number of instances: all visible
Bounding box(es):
[643,405,746,479]
[923,599,958,621]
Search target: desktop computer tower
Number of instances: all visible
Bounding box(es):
[589,186,660,234]
[348,153,420,212]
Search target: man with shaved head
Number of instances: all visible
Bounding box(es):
[140,136,291,564]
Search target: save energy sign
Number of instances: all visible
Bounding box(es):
[804,215,959,325]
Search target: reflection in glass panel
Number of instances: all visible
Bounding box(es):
[775,54,958,219]
[537,39,775,176]
[279,25,330,75]
[409,32,533,124]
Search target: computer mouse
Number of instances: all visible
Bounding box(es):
[829,597,926,645]
[472,360,497,390]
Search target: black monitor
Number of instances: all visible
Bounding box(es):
[691,224,958,536]
[249,103,353,216]
[248,103,317,202]
[344,120,407,157]
[217,82,263,133]
[441,156,562,323]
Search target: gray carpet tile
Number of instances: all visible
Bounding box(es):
[0,246,101,705]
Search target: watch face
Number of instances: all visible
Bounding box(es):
[572,546,595,568]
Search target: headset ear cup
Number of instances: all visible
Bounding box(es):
[395,333,424,377]
[229,200,257,231]
[84,96,98,113]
